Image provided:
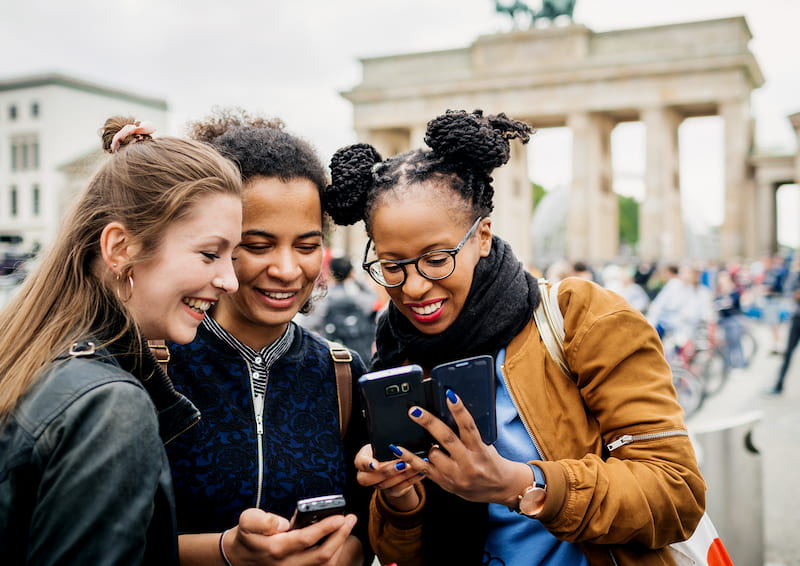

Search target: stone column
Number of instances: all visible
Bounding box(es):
[719,99,753,260]
[491,140,532,264]
[567,112,617,262]
[641,107,683,262]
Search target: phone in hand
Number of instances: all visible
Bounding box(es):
[290,494,347,530]
[430,355,497,445]
[358,364,431,461]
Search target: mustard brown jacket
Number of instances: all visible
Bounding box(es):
[369,277,706,566]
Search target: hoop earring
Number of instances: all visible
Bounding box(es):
[115,270,134,303]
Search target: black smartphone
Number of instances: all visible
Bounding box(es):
[358,364,431,461]
[291,494,346,530]
[430,355,497,445]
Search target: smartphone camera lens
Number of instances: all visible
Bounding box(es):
[385,384,400,396]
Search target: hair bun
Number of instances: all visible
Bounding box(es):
[424,109,532,171]
[323,143,382,226]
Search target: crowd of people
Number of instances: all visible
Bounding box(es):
[7,106,798,565]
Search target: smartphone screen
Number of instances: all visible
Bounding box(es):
[430,355,497,445]
[291,494,346,530]
[358,364,431,461]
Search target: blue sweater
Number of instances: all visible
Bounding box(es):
[165,322,371,551]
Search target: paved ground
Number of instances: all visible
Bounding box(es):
[687,321,800,566]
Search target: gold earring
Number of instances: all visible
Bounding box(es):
[115,269,134,303]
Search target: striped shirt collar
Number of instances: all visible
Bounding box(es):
[202,314,295,372]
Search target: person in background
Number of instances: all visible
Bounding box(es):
[602,263,650,313]
[323,109,704,566]
[768,255,800,394]
[714,269,747,370]
[760,253,789,354]
[646,262,714,342]
[317,256,377,362]
[164,109,372,566]
[0,116,242,564]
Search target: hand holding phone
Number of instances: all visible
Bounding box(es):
[358,365,431,461]
[430,355,497,445]
[290,494,346,530]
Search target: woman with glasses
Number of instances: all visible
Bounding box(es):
[323,109,705,566]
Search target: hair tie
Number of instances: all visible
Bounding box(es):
[110,122,156,153]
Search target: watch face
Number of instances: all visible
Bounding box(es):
[519,486,547,516]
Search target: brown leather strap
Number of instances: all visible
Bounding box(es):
[328,342,353,439]
[147,339,170,375]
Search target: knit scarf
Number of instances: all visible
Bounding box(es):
[372,236,540,370]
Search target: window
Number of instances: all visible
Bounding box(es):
[10,135,40,171]
[8,105,17,120]
[31,102,39,117]
[10,186,18,217]
[32,184,40,215]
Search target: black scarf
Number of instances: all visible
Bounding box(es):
[372,235,540,370]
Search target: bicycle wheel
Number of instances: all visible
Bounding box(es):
[671,365,705,418]
[691,348,730,396]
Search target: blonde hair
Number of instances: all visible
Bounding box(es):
[0,116,242,419]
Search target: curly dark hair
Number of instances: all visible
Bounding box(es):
[187,107,331,313]
[187,107,330,234]
[323,109,532,235]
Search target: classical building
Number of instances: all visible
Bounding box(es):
[338,16,797,264]
[0,73,168,255]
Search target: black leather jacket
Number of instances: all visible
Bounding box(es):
[0,338,200,565]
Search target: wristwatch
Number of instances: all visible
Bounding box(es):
[511,463,547,517]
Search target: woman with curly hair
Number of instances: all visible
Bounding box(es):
[164,109,372,566]
[323,109,706,566]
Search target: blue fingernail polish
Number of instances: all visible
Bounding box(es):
[389,444,403,457]
[423,457,429,462]
[410,407,423,418]
[368,462,375,470]
[395,461,407,471]
[446,389,458,404]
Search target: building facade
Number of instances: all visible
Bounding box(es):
[0,73,168,256]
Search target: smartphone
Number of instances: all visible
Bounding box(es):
[430,355,497,445]
[358,364,431,461]
[291,494,346,530]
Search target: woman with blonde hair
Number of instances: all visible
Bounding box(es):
[0,116,243,565]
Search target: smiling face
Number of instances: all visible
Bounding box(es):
[369,184,492,335]
[127,193,242,344]
[214,176,324,349]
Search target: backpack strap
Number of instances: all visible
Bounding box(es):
[534,278,575,380]
[147,339,171,375]
[328,341,353,439]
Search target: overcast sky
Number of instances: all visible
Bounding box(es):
[2,0,798,242]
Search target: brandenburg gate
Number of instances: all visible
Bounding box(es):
[340,16,765,264]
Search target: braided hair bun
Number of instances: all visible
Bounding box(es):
[324,143,383,226]
[424,109,532,172]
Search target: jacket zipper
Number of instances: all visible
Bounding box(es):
[606,430,689,452]
[498,362,545,460]
[247,359,266,509]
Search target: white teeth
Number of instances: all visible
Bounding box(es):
[410,301,443,316]
[264,291,294,300]
[183,298,212,312]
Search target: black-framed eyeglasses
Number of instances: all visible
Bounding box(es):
[362,217,483,288]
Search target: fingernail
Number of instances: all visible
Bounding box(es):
[423,457,429,462]
[410,407,423,418]
[368,461,375,470]
[395,461,407,471]
[389,444,403,457]
[446,388,458,404]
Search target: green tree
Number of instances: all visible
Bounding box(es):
[618,195,639,247]
[532,182,546,210]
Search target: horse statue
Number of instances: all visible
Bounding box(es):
[532,0,576,24]
[493,0,576,28]
[493,0,533,28]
